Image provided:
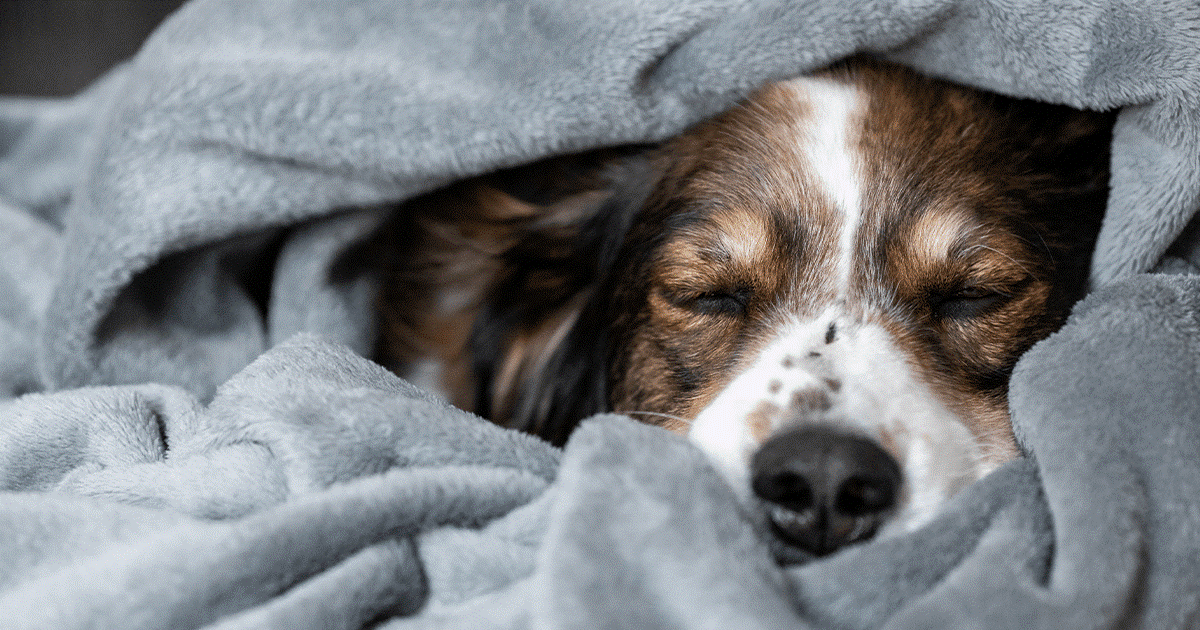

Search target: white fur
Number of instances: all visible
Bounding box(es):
[781,78,865,296]
[689,313,990,534]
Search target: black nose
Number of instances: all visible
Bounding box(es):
[750,426,902,557]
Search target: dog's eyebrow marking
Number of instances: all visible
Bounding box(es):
[909,208,972,267]
[825,322,837,344]
[706,208,771,268]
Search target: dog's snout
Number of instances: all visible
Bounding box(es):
[750,426,902,556]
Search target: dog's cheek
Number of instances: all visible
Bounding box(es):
[611,298,746,426]
[609,332,681,421]
[947,281,1054,378]
[891,281,1050,457]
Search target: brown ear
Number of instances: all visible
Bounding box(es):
[373,146,659,435]
[992,98,1116,199]
[990,99,1115,316]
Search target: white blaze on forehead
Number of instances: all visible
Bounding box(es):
[778,77,866,297]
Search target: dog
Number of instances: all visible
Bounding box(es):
[372,57,1112,557]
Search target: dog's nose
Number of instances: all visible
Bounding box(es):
[750,426,902,556]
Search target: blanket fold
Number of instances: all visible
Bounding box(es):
[2,0,1199,628]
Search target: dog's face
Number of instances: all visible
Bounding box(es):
[377,59,1110,557]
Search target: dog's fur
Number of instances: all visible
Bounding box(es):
[372,58,1112,549]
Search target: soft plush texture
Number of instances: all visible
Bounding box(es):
[1,0,1198,628]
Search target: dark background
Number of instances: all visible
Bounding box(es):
[1,0,188,97]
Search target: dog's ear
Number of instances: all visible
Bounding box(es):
[990,99,1114,311]
[465,147,661,443]
[1003,101,1115,200]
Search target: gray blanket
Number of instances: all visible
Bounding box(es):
[2,0,1199,628]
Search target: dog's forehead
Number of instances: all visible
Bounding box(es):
[658,69,1015,308]
[659,75,870,304]
[674,75,866,214]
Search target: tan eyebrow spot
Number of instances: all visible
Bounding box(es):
[654,206,776,293]
[908,208,973,268]
[708,207,771,268]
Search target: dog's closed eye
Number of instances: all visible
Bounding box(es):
[689,287,754,316]
[930,285,1012,319]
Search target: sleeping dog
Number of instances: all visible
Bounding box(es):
[373,58,1112,557]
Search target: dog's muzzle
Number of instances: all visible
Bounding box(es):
[750,425,902,557]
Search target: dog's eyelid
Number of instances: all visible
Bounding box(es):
[957,273,1034,298]
[702,286,753,303]
[931,269,1032,298]
[693,290,751,315]
[665,285,754,315]
[951,285,1000,299]
[928,280,1025,320]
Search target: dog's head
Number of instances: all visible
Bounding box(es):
[378,59,1112,557]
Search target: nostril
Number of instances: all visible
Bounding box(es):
[750,425,902,556]
[752,470,814,512]
[835,474,898,516]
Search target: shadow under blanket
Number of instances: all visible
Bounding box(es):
[1,0,1199,628]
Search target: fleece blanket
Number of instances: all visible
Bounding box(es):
[2,0,1199,628]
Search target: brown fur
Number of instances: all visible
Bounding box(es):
[373,58,1112,451]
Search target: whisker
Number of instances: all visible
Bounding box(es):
[623,410,694,426]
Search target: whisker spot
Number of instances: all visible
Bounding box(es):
[748,402,780,442]
[790,388,832,413]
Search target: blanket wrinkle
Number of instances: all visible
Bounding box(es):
[533,415,805,630]
[2,0,1200,628]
